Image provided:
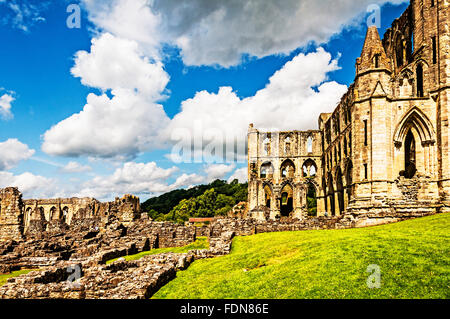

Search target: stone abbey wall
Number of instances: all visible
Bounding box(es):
[248,0,450,221]
[0,187,143,241]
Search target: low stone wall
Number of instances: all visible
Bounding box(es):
[209,216,348,238]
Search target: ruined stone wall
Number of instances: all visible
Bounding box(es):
[248,126,324,220]
[20,194,142,237]
[0,187,145,243]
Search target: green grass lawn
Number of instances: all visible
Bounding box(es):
[153,213,450,299]
[106,237,209,264]
[0,269,37,287]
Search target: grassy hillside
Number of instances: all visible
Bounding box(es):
[153,213,450,299]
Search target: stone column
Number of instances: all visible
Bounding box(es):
[0,188,24,242]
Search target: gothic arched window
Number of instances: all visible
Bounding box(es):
[404,130,416,178]
[416,64,424,97]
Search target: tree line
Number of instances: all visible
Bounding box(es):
[142,179,248,224]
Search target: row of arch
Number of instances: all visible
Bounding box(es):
[260,159,318,179]
[26,206,70,224]
[263,181,318,217]
[322,162,353,216]
[262,135,315,156]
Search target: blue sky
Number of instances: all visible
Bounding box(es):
[0,0,408,200]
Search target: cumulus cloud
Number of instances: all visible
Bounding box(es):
[0,139,35,171]
[42,33,171,159]
[81,0,407,67]
[204,164,236,182]
[81,0,162,59]
[228,167,248,183]
[61,161,92,174]
[42,89,170,159]
[74,161,248,200]
[0,171,58,199]
[167,48,348,158]
[71,33,168,99]
[75,162,181,200]
[171,173,206,190]
[0,93,14,120]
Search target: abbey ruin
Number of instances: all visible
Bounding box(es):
[248,0,450,222]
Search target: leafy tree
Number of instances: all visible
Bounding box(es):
[142,179,248,222]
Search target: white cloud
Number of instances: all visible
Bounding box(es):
[0,171,58,199]
[0,93,14,120]
[61,161,92,173]
[81,0,162,59]
[0,139,35,171]
[42,89,170,159]
[204,164,236,182]
[167,48,348,158]
[42,33,171,159]
[171,173,206,190]
[74,161,248,200]
[71,33,168,99]
[81,0,407,67]
[228,167,248,183]
[75,162,180,200]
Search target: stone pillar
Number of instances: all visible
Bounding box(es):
[317,196,326,217]
[334,193,340,216]
[0,187,24,242]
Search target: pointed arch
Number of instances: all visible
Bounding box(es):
[280,159,295,178]
[394,34,405,68]
[393,107,435,146]
[307,135,313,153]
[416,63,424,97]
[302,159,317,177]
[280,183,294,217]
[263,184,273,209]
[260,162,274,179]
[306,181,317,217]
[403,129,417,178]
[284,134,293,154]
[62,206,69,224]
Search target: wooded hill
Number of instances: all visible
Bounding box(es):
[141,179,248,223]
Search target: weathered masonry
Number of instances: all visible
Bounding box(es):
[248,0,450,221]
[0,187,140,241]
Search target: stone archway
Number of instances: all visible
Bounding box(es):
[280,184,294,217]
[393,107,435,178]
[260,162,274,179]
[281,159,296,179]
[306,182,317,217]
[404,129,417,178]
[263,184,273,209]
[302,159,317,178]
